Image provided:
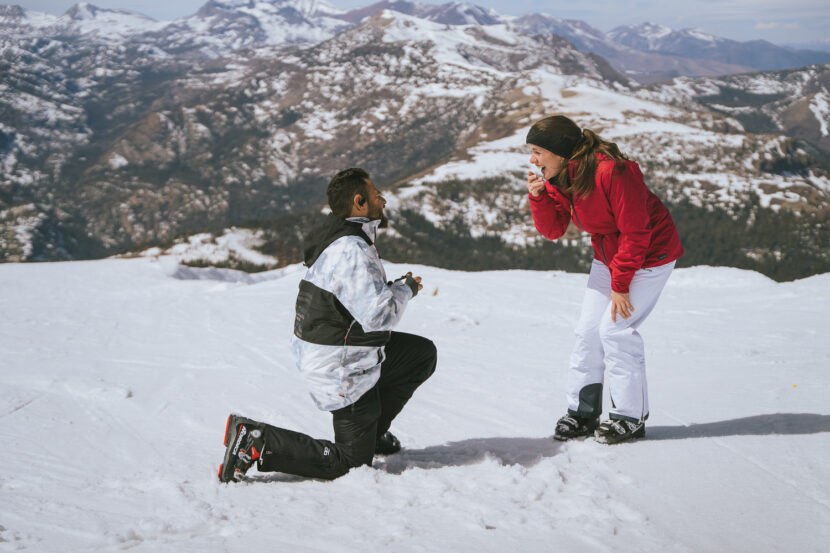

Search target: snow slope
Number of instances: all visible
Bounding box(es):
[0,258,828,551]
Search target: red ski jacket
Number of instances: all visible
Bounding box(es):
[529,154,684,293]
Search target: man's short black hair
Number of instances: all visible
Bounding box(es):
[327,168,370,218]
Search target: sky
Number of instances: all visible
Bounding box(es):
[15,0,830,46]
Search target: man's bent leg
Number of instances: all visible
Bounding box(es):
[257,387,381,480]
[253,334,435,478]
[374,332,437,438]
[332,386,381,465]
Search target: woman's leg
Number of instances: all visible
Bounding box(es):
[599,262,675,422]
[566,260,612,419]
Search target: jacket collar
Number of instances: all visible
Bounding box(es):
[346,217,381,244]
[302,213,377,267]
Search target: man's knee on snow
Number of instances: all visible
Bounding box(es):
[339,442,375,471]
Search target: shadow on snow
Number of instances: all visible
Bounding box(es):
[646,412,830,441]
[379,436,563,475]
[248,413,829,481]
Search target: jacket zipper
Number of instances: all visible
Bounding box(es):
[567,193,584,231]
[343,320,356,346]
[599,235,609,265]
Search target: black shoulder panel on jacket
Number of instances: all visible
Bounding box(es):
[302,213,372,267]
[294,280,390,347]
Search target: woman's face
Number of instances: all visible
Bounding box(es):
[529,145,566,181]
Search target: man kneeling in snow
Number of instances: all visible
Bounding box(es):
[219,168,437,482]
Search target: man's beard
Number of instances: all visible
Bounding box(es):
[378,213,389,228]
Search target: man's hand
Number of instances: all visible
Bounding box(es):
[610,291,634,323]
[397,272,423,297]
[527,171,546,197]
[406,272,423,292]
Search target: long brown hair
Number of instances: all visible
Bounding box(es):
[561,129,628,197]
[530,116,628,198]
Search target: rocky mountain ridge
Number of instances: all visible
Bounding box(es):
[1,2,828,279]
[608,22,830,72]
[4,1,829,80]
[1,8,631,260]
[636,65,830,154]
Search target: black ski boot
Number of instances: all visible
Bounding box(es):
[218,414,266,483]
[595,419,645,444]
[553,413,600,441]
[375,431,401,455]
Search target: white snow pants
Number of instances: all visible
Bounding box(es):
[566,259,675,422]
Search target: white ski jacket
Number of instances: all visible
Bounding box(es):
[291,215,417,410]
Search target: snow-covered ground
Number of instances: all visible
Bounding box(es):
[0,258,828,552]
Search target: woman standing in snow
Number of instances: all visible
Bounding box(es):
[525,115,683,444]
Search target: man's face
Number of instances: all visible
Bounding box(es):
[363,179,387,223]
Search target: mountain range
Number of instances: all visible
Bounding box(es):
[4,1,828,78]
[1,0,828,279]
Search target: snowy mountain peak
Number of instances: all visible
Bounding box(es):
[511,14,605,40]
[684,27,717,42]
[161,0,349,56]
[198,0,343,18]
[0,4,26,26]
[365,8,519,49]
[431,1,501,25]
[289,0,345,16]
[508,13,612,60]
[611,22,726,54]
[66,3,113,19]
[342,0,502,26]
[62,2,157,22]
[52,2,164,38]
[608,22,724,46]
[606,20,830,72]
[0,3,165,40]
[0,4,59,31]
[0,4,23,17]
[607,22,673,49]
[365,8,461,37]
[558,18,603,35]
[636,21,672,38]
[345,7,624,89]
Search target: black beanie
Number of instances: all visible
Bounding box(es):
[526,116,582,159]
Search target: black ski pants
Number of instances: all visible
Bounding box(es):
[257,332,437,479]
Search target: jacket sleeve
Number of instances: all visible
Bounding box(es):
[604,164,653,293]
[529,183,571,240]
[329,240,413,333]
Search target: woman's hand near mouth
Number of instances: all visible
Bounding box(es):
[527,170,546,197]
